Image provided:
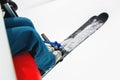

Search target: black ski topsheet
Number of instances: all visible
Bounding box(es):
[42,12,109,77]
[61,13,108,54]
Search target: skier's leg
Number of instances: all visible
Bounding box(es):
[5,17,62,73]
[6,26,56,71]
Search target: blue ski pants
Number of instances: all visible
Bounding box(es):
[4,17,55,71]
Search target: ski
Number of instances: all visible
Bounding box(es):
[42,12,109,77]
[61,12,108,58]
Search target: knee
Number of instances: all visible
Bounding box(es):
[15,17,35,28]
[5,17,35,29]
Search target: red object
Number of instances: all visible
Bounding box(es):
[13,52,42,80]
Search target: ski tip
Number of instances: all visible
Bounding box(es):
[90,16,98,20]
[97,12,109,22]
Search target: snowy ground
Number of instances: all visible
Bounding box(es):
[14,0,120,80]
